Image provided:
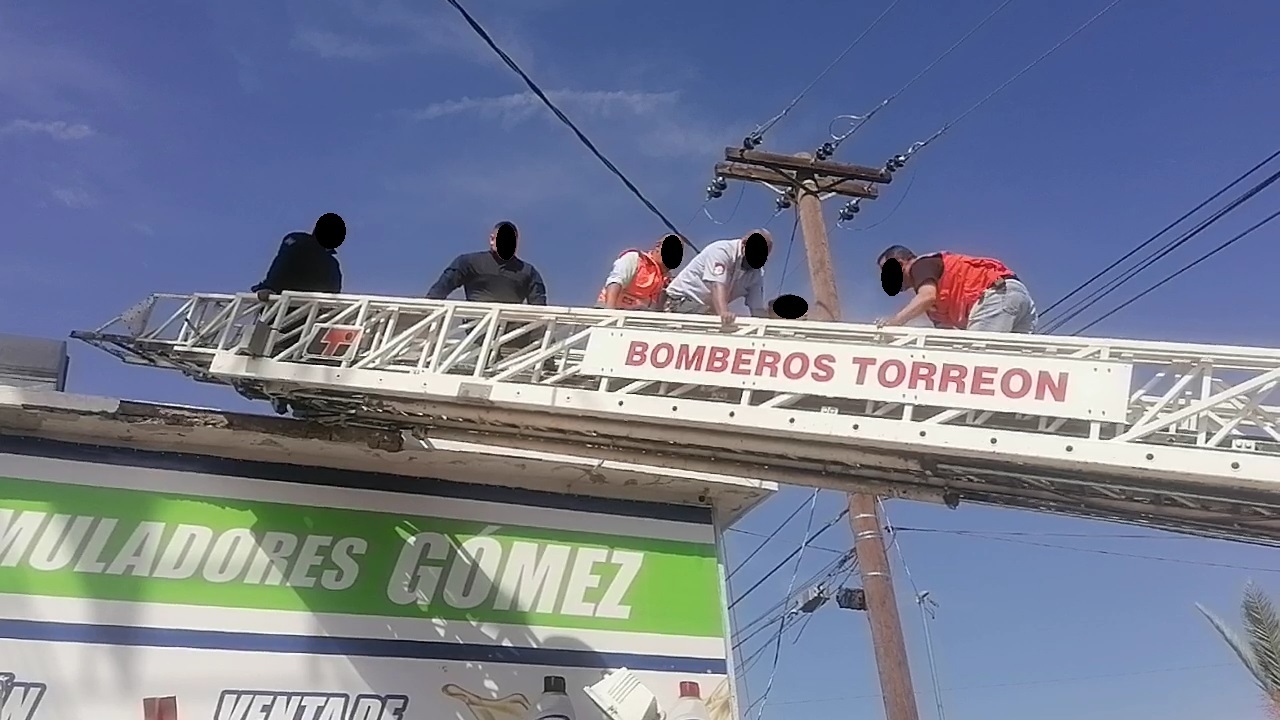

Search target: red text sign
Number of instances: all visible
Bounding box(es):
[581,329,1133,421]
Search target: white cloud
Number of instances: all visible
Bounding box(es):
[291,29,393,61]
[292,0,536,70]
[405,89,741,160]
[0,119,95,141]
[49,185,95,209]
[408,90,680,125]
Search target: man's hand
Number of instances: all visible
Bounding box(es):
[875,317,894,329]
[719,310,737,326]
[256,289,272,302]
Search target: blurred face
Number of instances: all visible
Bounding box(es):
[490,223,518,259]
[741,230,773,270]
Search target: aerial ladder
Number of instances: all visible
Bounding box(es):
[72,291,1280,545]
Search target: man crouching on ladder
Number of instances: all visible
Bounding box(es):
[875,245,1038,333]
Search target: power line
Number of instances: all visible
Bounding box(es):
[899,526,1280,573]
[1070,205,1280,334]
[744,0,904,149]
[729,508,851,610]
[893,527,1202,540]
[888,0,1123,166]
[728,490,820,581]
[732,550,852,649]
[1042,165,1280,332]
[823,0,1018,157]
[776,215,801,295]
[442,0,691,248]
[750,491,819,720]
[1040,147,1280,318]
[764,662,1236,706]
[729,526,845,554]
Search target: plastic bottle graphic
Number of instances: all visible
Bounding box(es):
[667,681,712,720]
[527,675,576,720]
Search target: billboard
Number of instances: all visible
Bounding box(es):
[0,451,731,719]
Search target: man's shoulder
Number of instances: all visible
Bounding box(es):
[280,231,312,247]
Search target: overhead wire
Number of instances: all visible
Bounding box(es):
[1042,155,1280,332]
[764,662,1237,706]
[775,215,802,294]
[744,0,905,149]
[728,526,845,554]
[442,0,693,249]
[1069,205,1280,335]
[894,526,1280,573]
[888,0,1124,166]
[1043,165,1280,332]
[728,507,850,610]
[881,503,947,720]
[824,0,1019,156]
[749,491,819,720]
[1039,147,1280,320]
[728,490,821,581]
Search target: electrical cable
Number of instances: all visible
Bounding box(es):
[892,526,1202,540]
[728,526,845,554]
[749,491,819,720]
[703,184,746,226]
[889,0,1124,166]
[825,0,1018,155]
[442,0,692,248]
[764,662,1236,706]
[841,168,917,232]
[894,526,1280,572]
[1040,147,1280,318]
[776,214,801,294]
[1069,205,1280,335]
[732,550,851,648]
[728,490,820,581]
[1042,162,1280,332]
[744,0,905,149]
[880,502,947,720]
[728,507,850,610]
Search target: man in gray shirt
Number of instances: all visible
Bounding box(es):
[664,229,772,325]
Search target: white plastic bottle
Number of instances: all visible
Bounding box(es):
[666,681,711,720]
[527,675,577,720]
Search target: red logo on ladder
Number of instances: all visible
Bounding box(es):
[143,696,178,720]
[303,324,363,360]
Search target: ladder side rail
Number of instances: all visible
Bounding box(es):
[101,292,1280,368]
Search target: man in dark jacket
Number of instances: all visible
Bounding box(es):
[250,213,345,415]
[426,221,549,363]
[252,213,344,300]
[426,221,547,304]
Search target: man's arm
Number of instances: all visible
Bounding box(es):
[601,253,640,309]
[884,283,937,326]
[525,265,548,306]
[699,245,737,318]
[425,255,472,299]
[251,235,300,294]
[329,261,343,294]
[745,274,768,317]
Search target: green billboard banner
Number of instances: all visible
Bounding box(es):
[0,476,724,638]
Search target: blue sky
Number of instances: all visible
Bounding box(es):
[3,0,1280,717]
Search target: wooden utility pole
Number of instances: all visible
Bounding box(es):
[715,147,921,720]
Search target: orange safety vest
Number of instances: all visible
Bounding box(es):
[597,249,668,309]
[919,252,1017,330]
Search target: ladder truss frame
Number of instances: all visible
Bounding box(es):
[73,292,1280,545]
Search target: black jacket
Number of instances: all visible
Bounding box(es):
[252,232,342,294]
[426,251,547,304]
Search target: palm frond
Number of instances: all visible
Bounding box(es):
[1242,583,1280,693]
[1198,601,1267,690]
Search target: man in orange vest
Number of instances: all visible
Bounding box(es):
[875,245,1037,333]
[596,234,683,310]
